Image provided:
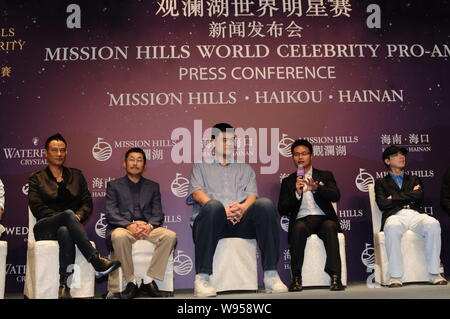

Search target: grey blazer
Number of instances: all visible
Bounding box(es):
[105,175,164,251]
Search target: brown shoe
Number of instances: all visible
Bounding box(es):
[388,278,403,288]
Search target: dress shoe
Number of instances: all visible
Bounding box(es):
[89,252,121,279]
[330,275,345,291]
[264,270,288,293]
[194,274,217,297]
[140,280,163,297]
[289,276,303,292]
[120,282,139,299]
[388,278,403,288]
[429,274,448,285]
[58,283,72,299]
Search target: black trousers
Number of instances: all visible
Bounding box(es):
[289,215,341,278]
[33,210,97,284]
[192,198,280,274]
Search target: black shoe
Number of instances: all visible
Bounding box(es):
[120,282,139,299]
[89,252,121,279]
[330,275,345,291]
[289,276,303,292]
[58,283,72,299]
[139,280,163,298]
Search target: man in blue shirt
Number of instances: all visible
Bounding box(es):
[188,123,287,297]
[375,145,447,287]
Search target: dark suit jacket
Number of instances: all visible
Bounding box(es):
[28,166,92,223]
[278,168,341,244]
[375,173,425,231]
[440,167,450,215]
[105,175,164,251]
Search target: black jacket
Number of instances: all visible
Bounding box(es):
[28,166,93,223]
[374,173,425,231]
[278,168,341,242]
[440,167,450,215]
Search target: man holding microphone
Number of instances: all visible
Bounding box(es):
[278,139,344,292]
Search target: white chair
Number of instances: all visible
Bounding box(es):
[0,240,7,299]
[368,183,431,286]
[300,203,347,287]
[210,238,258,292]
[108,240,174,294]
[301,233,347,287]
[24,209,96,298]
[186,194,258,293]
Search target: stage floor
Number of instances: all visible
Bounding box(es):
[4,281,450,299]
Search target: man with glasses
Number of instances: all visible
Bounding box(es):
[375,145,447,287]
[28,133,121,299]
[278,139,344,292]
[188,123,287,297]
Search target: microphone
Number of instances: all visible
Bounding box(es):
[297,165,305,179]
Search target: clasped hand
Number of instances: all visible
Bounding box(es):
[226,202,245,225]
[127,221,152,239]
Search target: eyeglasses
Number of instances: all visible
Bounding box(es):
[293,152,311,157]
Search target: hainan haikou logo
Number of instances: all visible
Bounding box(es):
[95,213,108,238]
[355,168,375,192]
[92,138,112,161]
[173,250,193,276]
[171,173,190,198]
[278,134,295,158]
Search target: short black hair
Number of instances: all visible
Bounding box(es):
[45,133,67,150]
[291,139,313,155]
[125,147,146,164]
[211,122,234,140]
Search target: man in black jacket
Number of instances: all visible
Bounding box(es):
[28,133,121,299]
[375,145,447,288]
[278,139,344,292]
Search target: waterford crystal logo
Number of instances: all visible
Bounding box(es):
[95,213,108,238]
[280,216,289,233]
[278,134,295,158]
[32,137,39,146]
[92,138,112,162]
[171,173,190,198]
[173,250,193,276]
[355,168,375,192]
[22,183,29,196]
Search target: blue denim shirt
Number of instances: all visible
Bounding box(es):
[389,172,405,189]
[187,159,258,226]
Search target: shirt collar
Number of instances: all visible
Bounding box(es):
[305,166,313,177]
[126,175,142,186]
[45,166,69,182]
[212,155,234,166]
[389,171,404,179]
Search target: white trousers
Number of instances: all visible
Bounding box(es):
[384,209,441,278]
